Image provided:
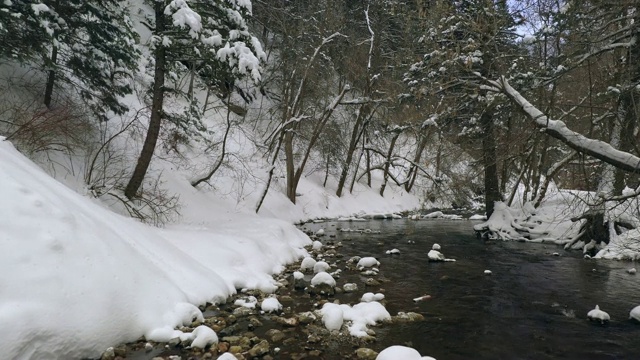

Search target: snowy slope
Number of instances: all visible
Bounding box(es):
[0,137,308,359]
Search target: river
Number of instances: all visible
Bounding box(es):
[300,219,640,360]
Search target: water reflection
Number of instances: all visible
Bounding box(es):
[303,219,640,360]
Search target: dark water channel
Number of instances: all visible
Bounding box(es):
[302,219,640,360]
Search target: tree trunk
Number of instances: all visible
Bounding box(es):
[44,44,58,108]
[336,109,367,197]
[405,135,428,192]
[379,131,400,197]
[480,109,502,217]
[124,3,166,200]
[284,130,296,204]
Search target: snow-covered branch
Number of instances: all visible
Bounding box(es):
[497,77,640,173]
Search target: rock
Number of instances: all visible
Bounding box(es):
[219,323,241,337]
[364,278,380,287]
[628,268,637,274]
[217,341,230,353]
[113,345,127,357]
[233,307,254,317]
[100,347,115,360]
[229,345,244,354]
[307,283,335,296]
[168,337,181,347]
[222,336,251,349]
[630,305,640,322]
[144,342,153,352]
[587,305,610,324]
[296,311,317,324]
[393,312,425,322]
[279,295,294,306]
[266,329,285,343]
[248,340,270,358]
[355,347,378,360]
[275,316,299,327]
[343,283,358,292]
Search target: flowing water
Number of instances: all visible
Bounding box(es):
[301,219,640,360]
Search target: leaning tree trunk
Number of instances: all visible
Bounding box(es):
[379,131,400,197]
[124,3,166,200]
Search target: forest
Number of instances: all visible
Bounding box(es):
[1,0,640,244]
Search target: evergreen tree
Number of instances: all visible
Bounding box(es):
[0,0,140,120]
[124,0,264,199]
[405,0,521,216]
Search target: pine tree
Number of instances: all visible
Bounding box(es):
[0,1,140,120]
[405,0,521,216]
[124,0,264,199]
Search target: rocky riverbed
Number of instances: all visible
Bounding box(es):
[106,223,425,360]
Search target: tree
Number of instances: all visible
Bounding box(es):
[0,0,140,119]
[124,0,264,199]
[405,0,521,216]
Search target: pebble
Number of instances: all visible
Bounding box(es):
[356,347,378,359]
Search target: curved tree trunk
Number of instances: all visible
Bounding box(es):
[124,3,165,199]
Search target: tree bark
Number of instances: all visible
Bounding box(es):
[480,109,502,218]
[124,3,166,199]
[44,44,58,108]
[379,131,400,197]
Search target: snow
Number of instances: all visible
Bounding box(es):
[217,353,239,360]
[310,271,336,287]
[385,248,400,255]
[320,304,344,331]
[587,305,610,323]
[182,325,218,348]
[428,250,445,261]
[0,140,310,359]
[320,301,391,337]
[300,257,317,272]
[357,257,380,269]
[313,261,330,273]
[260,297,282,313]
[630,305,640,321]
[312,240,323,251]
[234,296,258,309]
[361,292,385,302]
[376,345,436,360]
[484,270,492,275]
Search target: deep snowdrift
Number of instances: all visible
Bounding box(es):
[0,137,309,359]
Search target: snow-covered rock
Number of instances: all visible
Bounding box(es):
[182,325,218,348]
[469,214,486,220]
[300,257,317,272]
[484,270,492,275]
[376,345,436,360]
[217,353,239,360]
[312,240,323,250]
[357,257,380,268]
[261,297,282,313]
[361,292,385,302]
[316,229,325,236]
[431,243,441,250]
[385,248,400,255]
[321,303,344,331]
[630,305,640,322]
[234,296,258,308]
[311,271,336,287]
[587,305,610,323]
[343,283,358,292]
[428,249,445,261]
[313,261,331,274]
[628,268,637,274]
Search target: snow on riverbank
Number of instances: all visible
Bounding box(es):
[0,138,310,359]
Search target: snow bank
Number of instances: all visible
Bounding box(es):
[0,139,309,359]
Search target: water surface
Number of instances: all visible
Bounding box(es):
[302,219,640,360]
